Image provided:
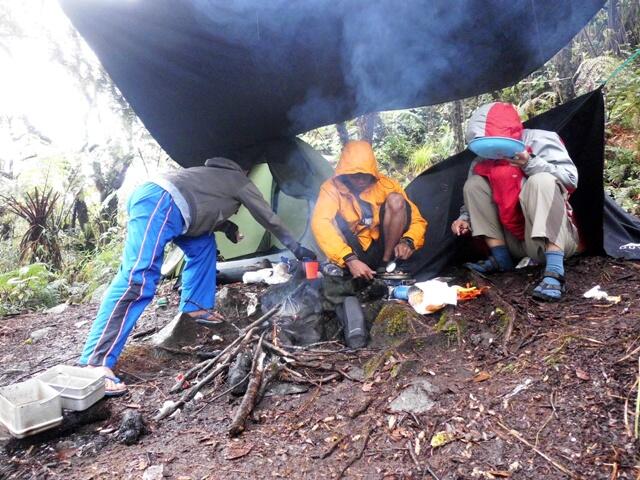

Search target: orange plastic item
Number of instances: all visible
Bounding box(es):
[456,284,489,301]
[304,260,319,279]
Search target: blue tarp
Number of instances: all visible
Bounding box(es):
[60,0,604,167]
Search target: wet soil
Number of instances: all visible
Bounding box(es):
[1,256,639,479]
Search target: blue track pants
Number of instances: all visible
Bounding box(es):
[80,183,217,368]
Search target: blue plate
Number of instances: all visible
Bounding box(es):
[468,136,525,159]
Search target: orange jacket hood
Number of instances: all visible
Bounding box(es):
[312,141,428,267]
[334,141,380,179]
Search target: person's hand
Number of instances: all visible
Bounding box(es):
[293,245,317,261]
[509,150,530,168]
[221,221,242,243]
[394,241,414,260]
[346,258,375,280]
[451,219,471,236]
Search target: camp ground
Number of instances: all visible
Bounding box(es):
[1,1,640,478]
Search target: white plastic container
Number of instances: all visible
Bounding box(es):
[0,379,63,438]
[36,365,105,411]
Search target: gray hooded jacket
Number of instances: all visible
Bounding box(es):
[153,157,299,251]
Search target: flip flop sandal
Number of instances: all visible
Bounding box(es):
[190,311,225,326]
[464,256,505,274]
[532,271,566,302]
[104,375,128,397]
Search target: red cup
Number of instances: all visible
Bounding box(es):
[303,260,319,279]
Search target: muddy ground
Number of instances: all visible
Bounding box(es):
[1,256,639,479]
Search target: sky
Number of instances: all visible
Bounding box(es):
[0,0,157,197]
[1,2,86,150]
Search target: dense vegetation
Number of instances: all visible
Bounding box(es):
[0,1,638,315]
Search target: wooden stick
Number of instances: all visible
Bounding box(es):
[496,420,578,479]
[257,359,284,400]
[169,306,280,392]
[336,425,376,479]
[229,335,266,437]
[313,435,347,459]
[156,330,256,421]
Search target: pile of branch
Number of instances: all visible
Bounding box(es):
[154,303,358,437]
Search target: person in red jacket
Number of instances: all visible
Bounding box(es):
[451,102,579,301]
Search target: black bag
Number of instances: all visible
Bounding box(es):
[260,278,325,346]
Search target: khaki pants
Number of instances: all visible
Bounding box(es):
[463,172,579,263]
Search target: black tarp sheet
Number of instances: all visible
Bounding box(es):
[60,0,604,166]
[405,88,640,279]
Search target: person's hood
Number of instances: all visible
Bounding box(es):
[204,157,244,171]
[334,141,380,179]
[465,102,523,144]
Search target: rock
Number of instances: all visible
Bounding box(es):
[363,303,445,379]
[346,366,365,382]
[30,327,53,342]
[117,410,148,445]
[150,312,199,350]
[46,303,68,315]
[264,382,309,397]
[470,331,495,347]
[142,465,165,480]
[388,378,440,414]
[89,283,109,304]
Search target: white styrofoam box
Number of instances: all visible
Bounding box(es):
[0,379,63,438]
[36,365,105,411]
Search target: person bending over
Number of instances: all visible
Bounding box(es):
[452,102,579,301]
[81,157,315,395]
[312,140,427,280]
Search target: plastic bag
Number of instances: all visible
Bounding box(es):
[260,277,325,345]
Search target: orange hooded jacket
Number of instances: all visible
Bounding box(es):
[311,141,427,267]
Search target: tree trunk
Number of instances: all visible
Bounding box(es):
[451,100,465,153]
[607,0,625,55]
[553,46,576,103]
[336,122,350,146]
[356,113,378,143]
[91,154,133,232]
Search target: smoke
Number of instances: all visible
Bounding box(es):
[64,0,604,162]
[191,0,599,136]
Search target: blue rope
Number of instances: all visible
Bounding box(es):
[602,48,640,86]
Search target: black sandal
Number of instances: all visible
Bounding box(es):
[532,271,566,302]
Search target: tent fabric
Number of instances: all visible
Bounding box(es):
[405,88,640,279]
[60,0,604,167]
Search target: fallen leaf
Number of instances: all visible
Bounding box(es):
[575,368,590,381]
[55,448,77,461]
[488,471,511,478]
[388,415,396,430]
[361,382,373,392]
[430,431,456,448]
[472,371,491,383]
[224,443,254,460]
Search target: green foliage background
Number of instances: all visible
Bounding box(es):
[0,1,639,316]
